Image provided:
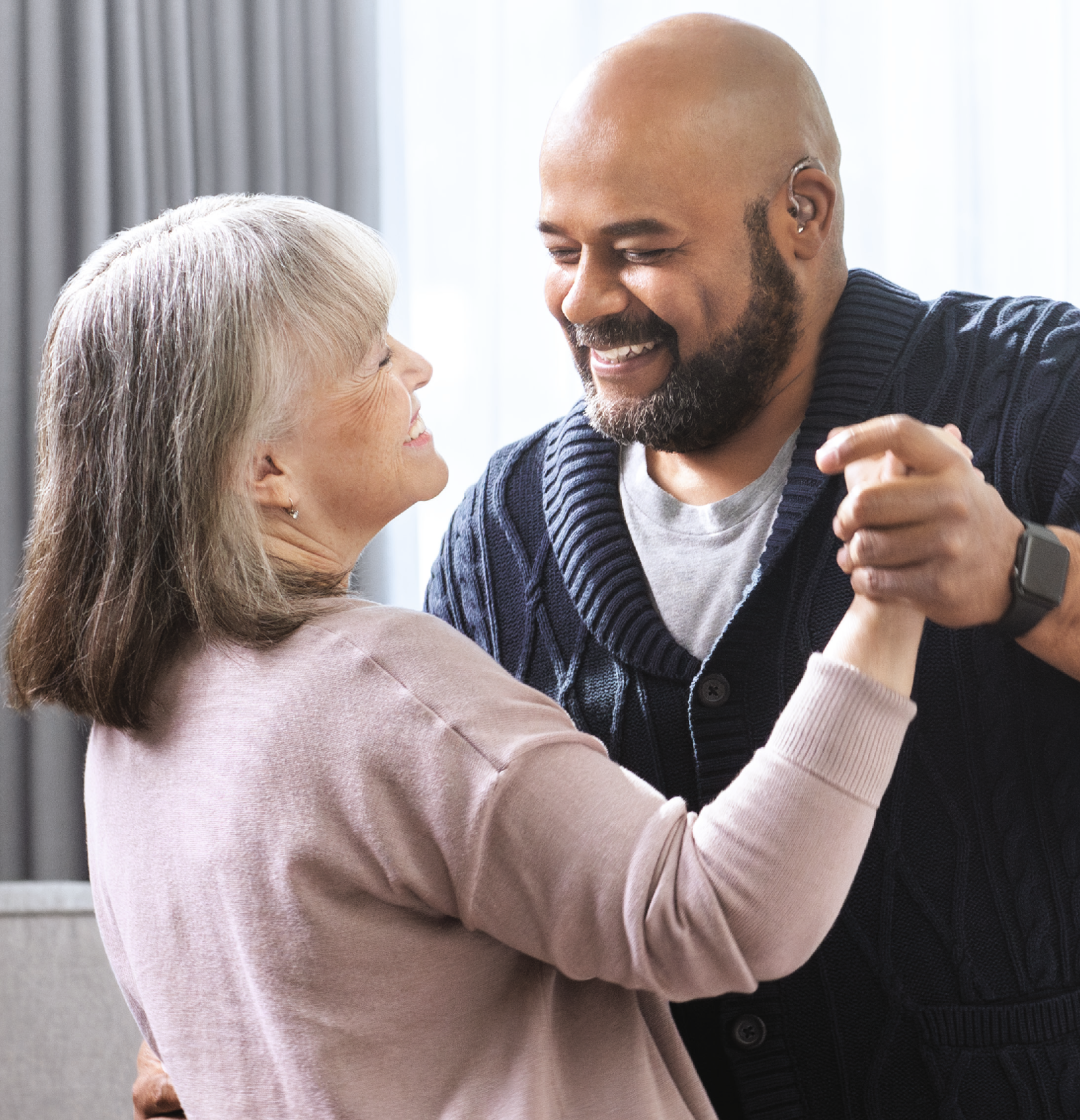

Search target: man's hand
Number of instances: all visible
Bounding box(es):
[133,1040,184,1119]
[815,414,1023,628]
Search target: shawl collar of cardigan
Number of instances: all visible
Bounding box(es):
[540,269,928,680]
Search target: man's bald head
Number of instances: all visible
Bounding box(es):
[539,16,848,456]
[544,14,841,214]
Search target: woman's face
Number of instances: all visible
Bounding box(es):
[268,334,448,569]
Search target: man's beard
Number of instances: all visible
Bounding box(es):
[570,199,802,453]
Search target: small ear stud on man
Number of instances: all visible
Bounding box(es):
[787,156,825,233]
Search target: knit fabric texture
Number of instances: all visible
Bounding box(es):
[86,606,913,1120]
[426,269,1080,1120]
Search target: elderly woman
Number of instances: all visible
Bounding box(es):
[7,195,921,1120]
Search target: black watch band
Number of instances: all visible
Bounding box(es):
[996,521,1071,639]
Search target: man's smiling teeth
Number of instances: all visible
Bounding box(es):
[406,415,427,442]
[593,339,658,362]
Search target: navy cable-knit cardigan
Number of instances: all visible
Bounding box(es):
[426,270,1080,1119]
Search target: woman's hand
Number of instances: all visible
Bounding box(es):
[133,1040,184,1119]
[815,415,1022,629]
[814,426,970,696]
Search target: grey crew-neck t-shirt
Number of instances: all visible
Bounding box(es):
[619,434,797,661]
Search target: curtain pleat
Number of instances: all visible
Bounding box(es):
[250,0,286,193]
[0,0,379,880]
[0,2,27,882]
[72,1,113,253]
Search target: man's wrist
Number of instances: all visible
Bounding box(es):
[996,521,1072,639]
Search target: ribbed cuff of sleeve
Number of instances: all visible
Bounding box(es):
[769,653,917,808]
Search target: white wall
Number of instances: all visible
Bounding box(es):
[377,0,1080,606]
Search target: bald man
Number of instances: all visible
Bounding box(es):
[135,14,1080,1120]
[427,14,1080,1120]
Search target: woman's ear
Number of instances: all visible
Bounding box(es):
[249,448,291,511]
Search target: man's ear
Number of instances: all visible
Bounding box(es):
[780,168,837,260]
[249,447,291,511]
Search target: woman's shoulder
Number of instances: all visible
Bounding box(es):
[291,601,590,770]
[303,598,503,670]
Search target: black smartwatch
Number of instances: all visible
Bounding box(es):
[996,521,1071,639]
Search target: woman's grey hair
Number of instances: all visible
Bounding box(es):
[6,194,395,729]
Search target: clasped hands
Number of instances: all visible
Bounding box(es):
[816,414,1024,629]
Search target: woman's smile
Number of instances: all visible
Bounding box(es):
[405,407,430,445]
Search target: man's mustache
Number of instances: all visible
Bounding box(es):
[568,312,678,352]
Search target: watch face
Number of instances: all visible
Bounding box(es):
[1019,530,1071,605]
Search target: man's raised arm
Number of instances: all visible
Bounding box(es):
[817,414,1080,681]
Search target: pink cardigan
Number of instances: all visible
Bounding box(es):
[86,602,914,1119]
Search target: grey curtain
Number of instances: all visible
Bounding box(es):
[0,0,380,880]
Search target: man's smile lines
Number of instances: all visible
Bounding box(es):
[592,340,658,362]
